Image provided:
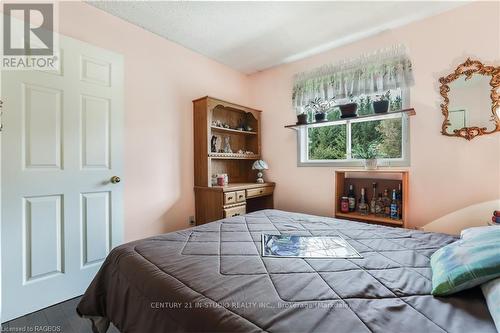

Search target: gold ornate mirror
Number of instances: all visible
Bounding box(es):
[439,58,500,140]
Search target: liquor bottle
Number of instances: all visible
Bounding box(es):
[370,182,377,214]
[390,189,399,219]
[383,189,391,217]
[348,184,356,212]
[375,193,383,216]
[358,188,368,215]
[397,183,402,218]
[340,197,349,213]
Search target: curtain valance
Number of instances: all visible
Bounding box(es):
[292,44,414,111]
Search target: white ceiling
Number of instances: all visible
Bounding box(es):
[88,1,466,74]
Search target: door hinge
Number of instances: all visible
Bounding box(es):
[0,99,3,132]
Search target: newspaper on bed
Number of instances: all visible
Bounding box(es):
[261,234,363,259]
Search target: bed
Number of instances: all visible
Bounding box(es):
[77,209,496,333]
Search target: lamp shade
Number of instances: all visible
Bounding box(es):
[252,160,268,170]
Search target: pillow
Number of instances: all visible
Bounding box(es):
[461,225,500,240]
[481,277,500,332]
[430,231,500,295]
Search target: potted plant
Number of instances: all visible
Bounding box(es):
[314,110,327,122]
[296,112,308,125]
[307,98,333,122]
[352,142,379,170]
[373,91,390,114]
[339,95,358,118]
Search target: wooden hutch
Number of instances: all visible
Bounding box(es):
[193,96,275,225]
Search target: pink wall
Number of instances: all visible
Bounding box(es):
[58,3,251,241]
[57,2,499,238]
[248,2,500,229]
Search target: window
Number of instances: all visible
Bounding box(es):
[298,88,410,167]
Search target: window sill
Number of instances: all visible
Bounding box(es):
[297,159,410,168]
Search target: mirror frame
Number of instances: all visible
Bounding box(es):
[439,58,500,140]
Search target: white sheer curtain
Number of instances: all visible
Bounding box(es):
[292,44,414,113]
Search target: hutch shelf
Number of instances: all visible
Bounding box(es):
[208,153,261,160]
[211,126,258,135]
[193,96,275,225]
[335,169,409,228]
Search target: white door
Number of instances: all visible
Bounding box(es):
[1,35,124,322]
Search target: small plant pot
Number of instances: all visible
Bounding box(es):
[339,103,358,118]
[314,112,327,122]
[373,100,389,114]
[364,159,378,170]
[296,113,308,125]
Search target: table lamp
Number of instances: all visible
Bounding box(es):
[252,160,268,184]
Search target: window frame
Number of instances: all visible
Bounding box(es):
[297,89,411,167]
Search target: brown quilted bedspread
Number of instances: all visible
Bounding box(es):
[77,209,496,333]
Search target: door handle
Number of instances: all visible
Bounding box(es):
[110,176,121,184]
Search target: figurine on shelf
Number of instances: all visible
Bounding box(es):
[223,137,232,154]
[210,135,218,153]
[238,117,247,131]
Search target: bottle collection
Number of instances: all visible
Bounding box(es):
[341,182,402,220]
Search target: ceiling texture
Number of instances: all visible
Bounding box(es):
[88,1,466,74]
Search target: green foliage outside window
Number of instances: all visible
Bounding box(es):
[308,90,404,161]
[308,124,347,160]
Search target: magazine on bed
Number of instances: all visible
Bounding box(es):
[261,234,363,259]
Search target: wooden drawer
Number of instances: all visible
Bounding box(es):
[236,190,246,202]
[224,192,237,205]
[246,186,273,198]
[224,205,246,218]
